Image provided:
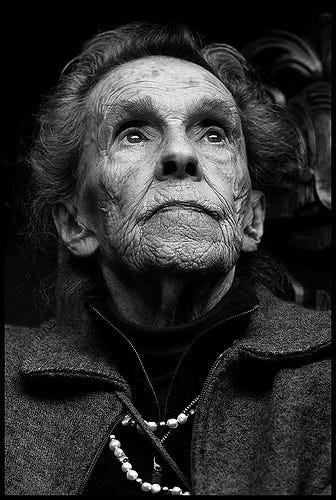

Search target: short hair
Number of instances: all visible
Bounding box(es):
[24,22,300,317]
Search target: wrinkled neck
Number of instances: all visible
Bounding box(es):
[100,263,235,327]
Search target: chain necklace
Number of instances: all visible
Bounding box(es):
[109,395,199,495]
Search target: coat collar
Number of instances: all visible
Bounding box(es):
[236,285,330,359]
[20,313,131,394]
[20,286,330,384]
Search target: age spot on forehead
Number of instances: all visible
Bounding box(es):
[187,78,201,86]
[135,67,165,79]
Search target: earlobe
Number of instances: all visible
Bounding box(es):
[52,202,99,257]
[242,190,266,253]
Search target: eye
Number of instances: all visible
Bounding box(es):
[205,129,225,143]
[198,121,226,143]
[124,131,144,143]
[116,120,148,144]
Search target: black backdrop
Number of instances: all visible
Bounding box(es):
[4,2,331,325]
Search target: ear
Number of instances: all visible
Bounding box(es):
[52,202,99,257]
[242,190,266,253]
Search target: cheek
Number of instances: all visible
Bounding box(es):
[101,152,154,219]
[220,142,250,217]
[202,144,251,230]
[81,153,155,245]
[202,145,244,198]
[232,158,252,222]
[80,157,120,210]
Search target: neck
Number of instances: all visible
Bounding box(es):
[100,262,235,327]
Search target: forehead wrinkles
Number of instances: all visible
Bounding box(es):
[92,82,238,126]
[88,59,236,119]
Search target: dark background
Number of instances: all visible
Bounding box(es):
[4,2,332,325]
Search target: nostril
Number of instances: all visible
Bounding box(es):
[185,162,197,177]
[163,161,176,176]
[159,159,200,179]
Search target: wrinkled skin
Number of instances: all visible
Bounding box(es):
[56,56,263,326]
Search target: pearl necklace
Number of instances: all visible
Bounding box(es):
[109,395,199,495]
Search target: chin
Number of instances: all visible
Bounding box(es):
[136,241,240,278]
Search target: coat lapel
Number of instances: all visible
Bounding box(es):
[21,315,130,393]
[236,285,330,359]
[13,315,130,495]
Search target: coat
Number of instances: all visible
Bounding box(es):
[5,286,331,495]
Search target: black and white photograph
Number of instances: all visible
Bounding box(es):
[5,3,331,495]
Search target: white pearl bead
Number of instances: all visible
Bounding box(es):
[121,415,132,426]
[141,482,152,492]
[126,470,138,481]
[146,421,158,431]
[167,418,178,429]
[121,462,132,472]
[114,448,124,458]
[151,483,161,493]
[109,439,121,450]
[177,413,188,424]
[171,486,182,495]
[183,492,191,495]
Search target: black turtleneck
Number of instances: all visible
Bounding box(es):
[103,277,248,413]
[83,278,258,496]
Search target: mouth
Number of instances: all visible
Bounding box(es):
[142,200,222,221]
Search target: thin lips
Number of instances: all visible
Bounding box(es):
[142,200,222,221]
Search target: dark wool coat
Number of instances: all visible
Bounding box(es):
[5,286,331,495]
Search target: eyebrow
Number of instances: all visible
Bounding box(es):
[187,97,239,128]
[100,95,239,130]
[100,96,161,126]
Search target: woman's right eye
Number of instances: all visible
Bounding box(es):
[116,120,148,145]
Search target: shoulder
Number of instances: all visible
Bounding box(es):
[234,286,331,379]
[253,285,331,350]
[5,320,57,385]
[6,320,55,359]
[256,284,330,326]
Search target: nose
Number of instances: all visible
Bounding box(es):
[155,131,202,181]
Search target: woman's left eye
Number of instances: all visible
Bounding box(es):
[125,132,144,143]
[205,130,224,143]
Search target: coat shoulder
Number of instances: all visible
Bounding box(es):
[235,286,331,368]
[257,285,331,326]
[5,320,56,367]
[250,286,331,355]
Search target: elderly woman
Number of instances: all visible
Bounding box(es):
[5,23,330,495]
